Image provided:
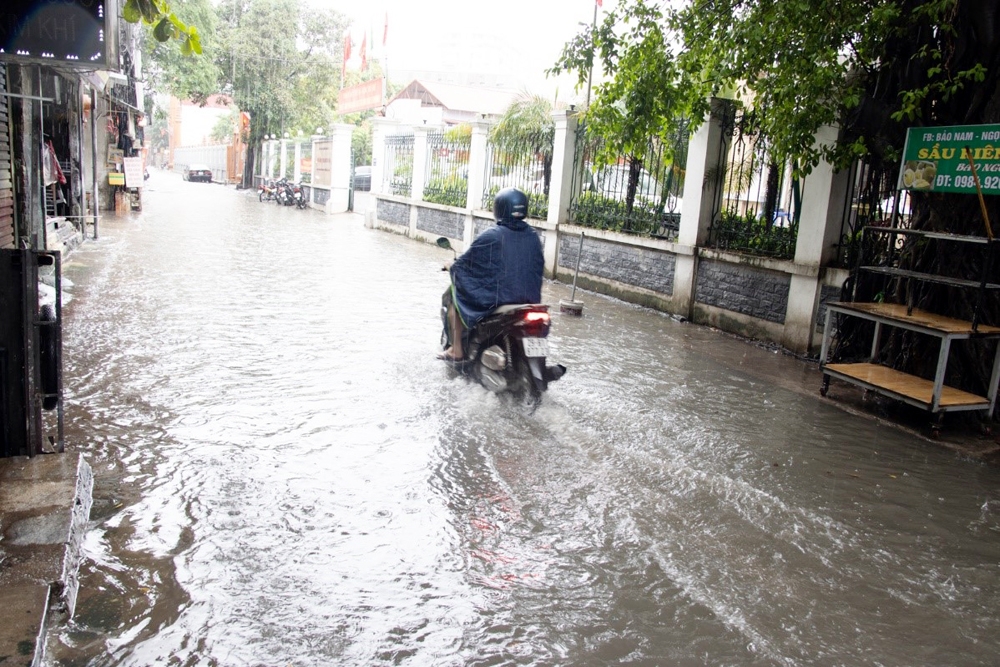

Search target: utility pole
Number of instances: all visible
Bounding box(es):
[585,1,598,109]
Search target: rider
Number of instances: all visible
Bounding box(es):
[440,187,544,361]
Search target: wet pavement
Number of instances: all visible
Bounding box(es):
[43,172,1000,666]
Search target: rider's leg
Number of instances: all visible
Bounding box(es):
[447,304,465,359]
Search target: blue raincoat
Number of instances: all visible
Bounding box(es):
[449,218,544,328]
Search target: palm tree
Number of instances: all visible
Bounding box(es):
[489,94,555,195]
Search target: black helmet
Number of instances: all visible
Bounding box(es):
[493,188,529,224]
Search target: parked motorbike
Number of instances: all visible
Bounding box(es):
[437,237,566,404]
[274,178,296,206]
[293,182,307,209]
[258,179,276,202]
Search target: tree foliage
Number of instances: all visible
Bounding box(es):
[552,0,996,174]
[142,0,219,104]
[489,94,554,150]
[123,0,203,55]
[212,0,349,185]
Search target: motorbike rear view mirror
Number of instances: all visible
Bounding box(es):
[436,237,456,258]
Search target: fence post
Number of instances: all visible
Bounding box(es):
[411,126,430,201]
[546,111,580,279]
[279,137,288,179]
[547,110,580,227]
[466,121,489,211]
[781,124,850,354]
[293,140,302,183]
[674,98,729,318]
[327,123,354,214]
[371,118,398,195]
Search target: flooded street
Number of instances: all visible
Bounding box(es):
[49,172,1000,666]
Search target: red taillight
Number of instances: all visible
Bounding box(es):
[519,309,550,336]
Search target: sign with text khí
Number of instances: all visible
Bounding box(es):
[1,0,109,66]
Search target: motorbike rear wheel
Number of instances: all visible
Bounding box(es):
[513,353,542,408]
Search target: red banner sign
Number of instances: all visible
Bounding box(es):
[338,78,384,114]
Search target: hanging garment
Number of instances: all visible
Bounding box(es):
[42,141,66,186]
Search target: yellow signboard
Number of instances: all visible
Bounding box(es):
[108,172,125,185]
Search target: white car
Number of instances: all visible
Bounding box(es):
[587,163,681,213]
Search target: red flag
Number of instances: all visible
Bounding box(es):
[596,0,602,5]
[383,12,388,46]
[360,32,367,71]
[342,32,352,79]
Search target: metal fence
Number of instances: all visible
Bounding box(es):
[835,157,912,269]
[483,128,554,219]
[708,105,801,259]
[384,134,415,196]
[423,132,471,207]
[568,123,689,240]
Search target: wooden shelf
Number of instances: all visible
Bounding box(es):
[827,302,1000,335]
[859,265,1000,290]
[822,223,1000,426]
[824,363,989,409]
[862,226,994,245]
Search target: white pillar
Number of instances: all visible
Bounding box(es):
[678,98,728,248]
[546,110,580,227]
[674,98,729,317]
[782,124,850,354]
[327,123,354,213]
[279,139,288,179]
[466,121,489,211]
[371,118,398,195]
[293,141,302,182]
[411,126,429,201]
[793,125,849,268]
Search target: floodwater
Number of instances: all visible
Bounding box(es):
[47,172,1000,666]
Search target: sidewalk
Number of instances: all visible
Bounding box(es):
[0,452,93,666]
[690,324,1000,462]
[0,217,90,666]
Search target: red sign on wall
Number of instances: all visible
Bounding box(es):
[338,78,384,115]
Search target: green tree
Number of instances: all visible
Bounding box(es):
[142,0,219,103]
[214,0,349,187]
[210,109,239,144]
[123,0,203,55]
[551,1,694,213]
[489,94,555,195]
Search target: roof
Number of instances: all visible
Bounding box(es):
[388,80,519,116]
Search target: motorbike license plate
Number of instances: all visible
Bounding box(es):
[522,337,548,358]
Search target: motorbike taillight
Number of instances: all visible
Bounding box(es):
[518,310,550,337]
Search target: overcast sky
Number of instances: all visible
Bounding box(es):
[320,0,613,103]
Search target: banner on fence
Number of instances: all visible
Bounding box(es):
[313,140,333,187]
[899,123,1000,195]
[338,78,384,114]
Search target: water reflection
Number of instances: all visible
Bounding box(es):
[47,173,1000,666]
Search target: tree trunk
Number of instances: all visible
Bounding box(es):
[242,144,256,190]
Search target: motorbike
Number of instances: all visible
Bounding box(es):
[274,178,296,206]
[437,237,566,404]
[293,182,307,209]
[258,179,276,202]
